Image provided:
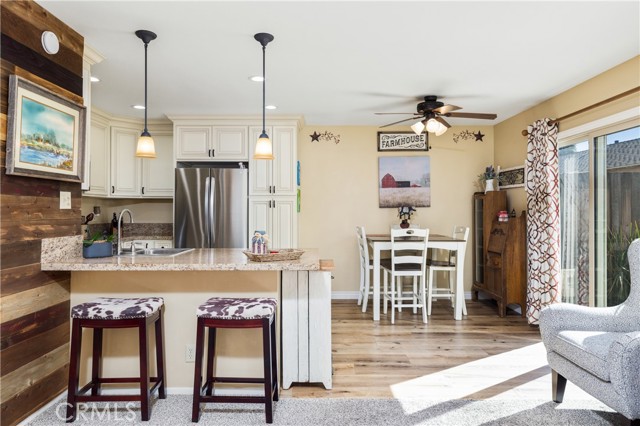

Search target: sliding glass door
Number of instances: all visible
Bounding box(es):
[559,122,639,306]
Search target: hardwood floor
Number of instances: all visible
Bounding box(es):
[281,299,548,399]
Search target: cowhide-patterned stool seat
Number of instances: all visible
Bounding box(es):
[66,297,166,423]
[192,297,279,424]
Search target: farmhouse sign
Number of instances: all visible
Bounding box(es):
[377,132,429,152]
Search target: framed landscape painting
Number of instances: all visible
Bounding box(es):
[5,75,86,182]
[379,156,431,207]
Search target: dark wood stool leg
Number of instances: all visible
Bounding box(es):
[205,327,216,396]
[66,319,83,422]
[91,328,103,396]
[192,317,206,423]
[270,315,279,402]
[155,312,166,399]
[139,319,150,421]
[262,318,274,424]
[552,369,567,403]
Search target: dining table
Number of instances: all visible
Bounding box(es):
[366,233,467,321]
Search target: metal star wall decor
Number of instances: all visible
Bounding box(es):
[452,130,485,143]
[309,130,341,144]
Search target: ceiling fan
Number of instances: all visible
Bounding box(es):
[376,95,497,136]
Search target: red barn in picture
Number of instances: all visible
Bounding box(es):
[381,173,397,188]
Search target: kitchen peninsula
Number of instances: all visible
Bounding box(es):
[41,236,332,391]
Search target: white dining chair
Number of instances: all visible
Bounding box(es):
[356,226,374,313]
[381,227,429,324]
[426,226,469,316]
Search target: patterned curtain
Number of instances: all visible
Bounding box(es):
[525,118,561,324]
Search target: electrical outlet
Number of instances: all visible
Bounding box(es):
[59,191,71,209]
[185,343,195,363]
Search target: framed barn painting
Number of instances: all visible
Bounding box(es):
[5,75,86,183]
[379,156,431,207]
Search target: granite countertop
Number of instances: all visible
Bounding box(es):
[40,236,320,272]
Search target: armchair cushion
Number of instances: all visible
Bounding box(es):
[546,330,627,381]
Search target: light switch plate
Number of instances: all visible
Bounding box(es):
[60,191,71,209]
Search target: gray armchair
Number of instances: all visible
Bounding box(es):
[540,238,640,424]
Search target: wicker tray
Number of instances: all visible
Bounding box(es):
[242,249,305,262]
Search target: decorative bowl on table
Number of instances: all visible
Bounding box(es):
[242,249,305,262]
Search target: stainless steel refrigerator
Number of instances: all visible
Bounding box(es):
[174,163,248,249]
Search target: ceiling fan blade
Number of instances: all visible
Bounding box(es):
[433,104,461,114]
[445,112,497,120]
[374,112,421,115]
[380,116,422,128]
[435,116,451,128]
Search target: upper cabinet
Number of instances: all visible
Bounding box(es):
[174,122,248,160]
[249,125,297,196]
[84,109,174,199]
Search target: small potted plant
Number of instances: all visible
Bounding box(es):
[83,231,115,258]
[478,165,497,193]
[397,206,416,229]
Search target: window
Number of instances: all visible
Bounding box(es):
[559,115,639,307]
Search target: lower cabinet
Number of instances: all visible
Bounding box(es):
[249,197,298,249]
[281,270,332,390]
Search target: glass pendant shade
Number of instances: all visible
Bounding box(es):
[254,132,274,160]
[425,118,441,133]
[136,132,156,158]
[435,123,448,136]
[410,120,425,135]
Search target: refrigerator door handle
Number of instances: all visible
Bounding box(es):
[209,176,216,247]
[204,176,211,247]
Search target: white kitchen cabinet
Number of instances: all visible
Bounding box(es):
[249,196,297,249]
[106,126,173,198]
[249,126,297,196]
[110,127,141,197]
[153,240,173,248]
[141,132,174,197]
[84,113,110,197]
[175,125,248,160]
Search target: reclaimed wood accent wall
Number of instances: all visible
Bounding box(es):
[0,2,83,425]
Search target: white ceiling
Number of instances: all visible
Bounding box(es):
[38,1,639,128]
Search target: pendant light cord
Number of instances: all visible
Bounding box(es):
[144,41,149,134]
[262,44,266,134]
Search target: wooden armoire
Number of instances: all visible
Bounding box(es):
[472,191,527,317]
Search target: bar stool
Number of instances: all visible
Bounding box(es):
[192,297,278,423]
[66,297,166,422]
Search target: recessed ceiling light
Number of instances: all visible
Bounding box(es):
[249,76,264,82]
[132,105,146,110]
[90,76,100,83]
[265,105,277,110]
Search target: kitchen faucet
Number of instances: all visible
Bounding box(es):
[117,209,134,255]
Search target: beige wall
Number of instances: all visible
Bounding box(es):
[495,55,640,213]
[298,125,497,295]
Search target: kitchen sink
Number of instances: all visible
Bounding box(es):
[117,248,194,257]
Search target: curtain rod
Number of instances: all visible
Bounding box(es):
[520,86,640,136]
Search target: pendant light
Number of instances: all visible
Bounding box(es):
[135,30,157,158]
[253,33,275,160]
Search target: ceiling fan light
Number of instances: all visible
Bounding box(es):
[426,118,440,133]
[410,120,425,135]
[136,133,156,158]
[254,133,274,160]
[435,123,448,137]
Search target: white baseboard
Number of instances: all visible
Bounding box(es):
[332,291,475,300]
